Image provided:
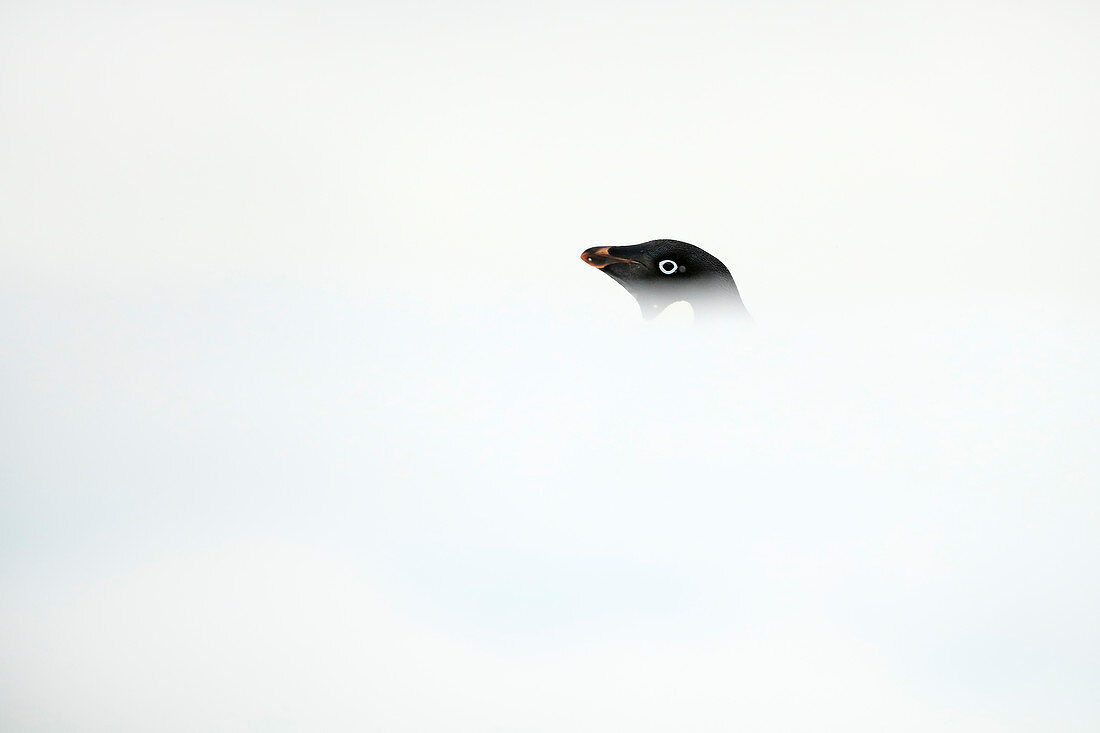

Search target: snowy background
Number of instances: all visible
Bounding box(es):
[3,1,1099,730]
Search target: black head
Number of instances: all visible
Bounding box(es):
[581,239,748,321]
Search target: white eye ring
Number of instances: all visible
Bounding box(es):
[658,259,678,275]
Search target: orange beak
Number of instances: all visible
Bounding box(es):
[581,246,640,269]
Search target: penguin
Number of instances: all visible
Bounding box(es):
[581,239,751,323]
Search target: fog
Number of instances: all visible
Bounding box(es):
[3,1,1100,731]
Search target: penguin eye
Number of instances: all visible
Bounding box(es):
[658,259,678,275]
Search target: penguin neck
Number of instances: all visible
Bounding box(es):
[687,275,751,324]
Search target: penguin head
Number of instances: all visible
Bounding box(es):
[581,239,746,321]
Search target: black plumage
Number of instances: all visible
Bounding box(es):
[581,239,750,322]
